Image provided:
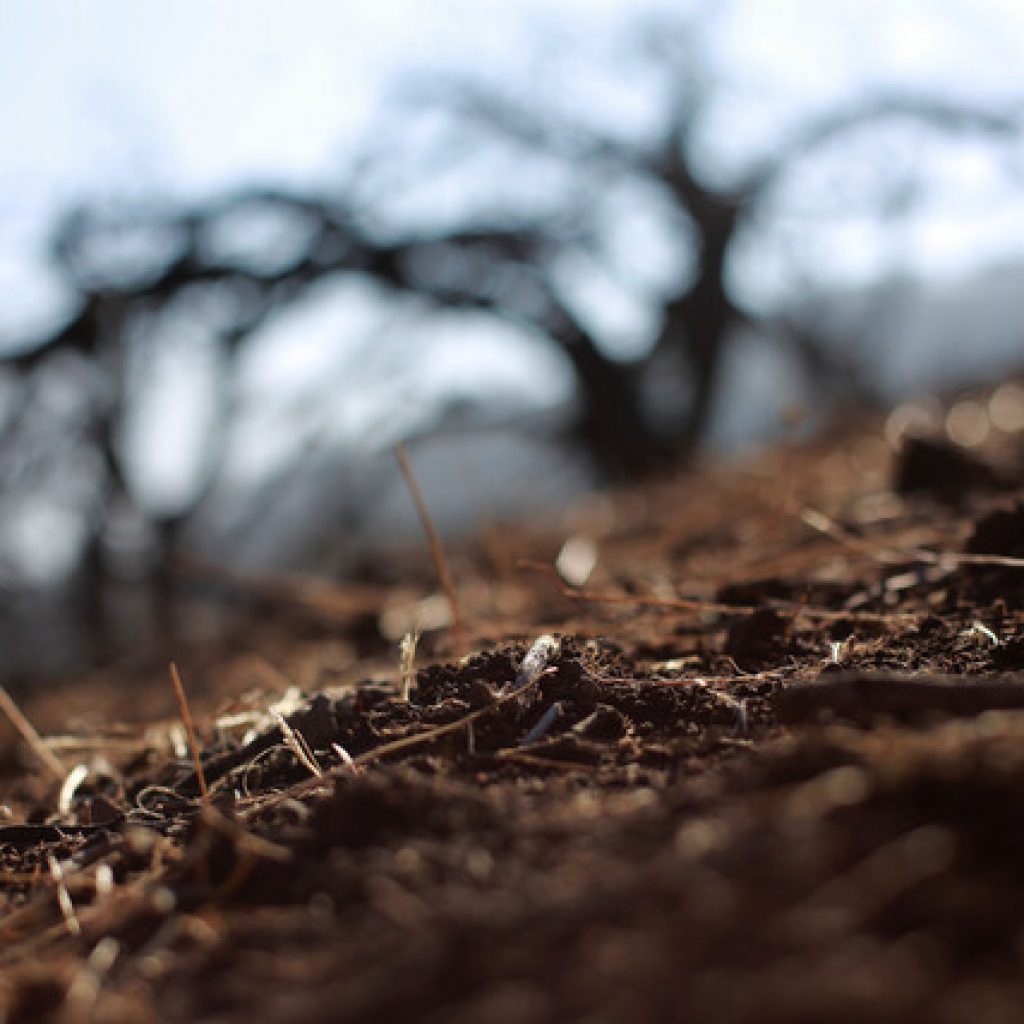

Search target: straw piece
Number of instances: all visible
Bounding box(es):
[395,443,468,652]
[0,685,65,782]
[168,663,209,805]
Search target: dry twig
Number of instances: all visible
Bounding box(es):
[239,650,557,820]
[395,443,468,652]
[802,507,1024,570]
[168,663,209,805]
[519,559,917,625]
[0,684,65,782]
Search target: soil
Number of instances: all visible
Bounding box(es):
[5,399,1024,1023]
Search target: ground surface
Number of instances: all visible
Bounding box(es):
[5,397,1024,1023]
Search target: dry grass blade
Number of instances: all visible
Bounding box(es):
[518,559,916,625]
[168,662,209,805]
[395,443,468,653]
[935,551,1024,569]
[271,710,323,778]
[399,629,421,702]
[800,508,909,564]
[58,764,90,816]
[0,684,65,783]
[47,855,81,937]
[332,742,360,774]
[596,669,785,688]
[802,506,1024,570]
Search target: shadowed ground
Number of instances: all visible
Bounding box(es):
[4,390,1024,1022]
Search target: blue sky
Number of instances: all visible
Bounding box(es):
[0,0,637,337]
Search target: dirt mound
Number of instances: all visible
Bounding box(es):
[4,409,1024,1022]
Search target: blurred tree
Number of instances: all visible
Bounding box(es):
[0,15,1021,668]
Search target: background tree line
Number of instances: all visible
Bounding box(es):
[1,16,1022,674]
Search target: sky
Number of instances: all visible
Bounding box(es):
[0,0,636,338]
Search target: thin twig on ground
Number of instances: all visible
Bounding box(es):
[0,685,66,783]
[168,663,210,805]
[239,658,557,821]
[395,443,468,653]
[349,664,552,767]
[518,559,918,625]
[800,509,911,564]
[595,669,786,688]
[802,507,1024,570]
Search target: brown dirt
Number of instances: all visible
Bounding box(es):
[5,401,1024,1023]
